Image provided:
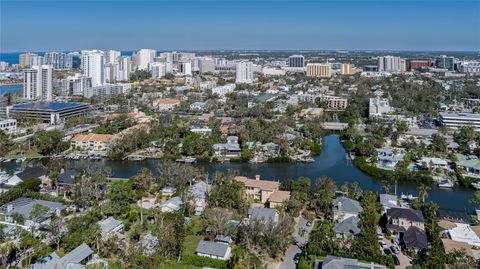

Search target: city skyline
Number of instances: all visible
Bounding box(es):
[1,0,479,52]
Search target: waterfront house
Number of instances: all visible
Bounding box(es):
[3,166,46,189]
[386,208,425,237]
[195,240,232,261]
[267,190,291,208]
[379,194,399,213]
[188,181,210,215]
[57,169,79,197]
[334,216,360,239]
[233,175,284,204]
[0,198,65,229]
[213,136,241,160]
[31,243,93,269]
[247,207,279,224]
[376,147,405,170]
[455,154,480,177]
[71,133,114,152]
[332,197,363,223]
[403,226,428,251]
[418,157,450,170]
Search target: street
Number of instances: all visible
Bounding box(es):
[277,216,315,269]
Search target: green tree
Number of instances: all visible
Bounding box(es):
[34,130,68,155]
[29,204,50,223]
[0,130,13,156]
[418,183,431,203]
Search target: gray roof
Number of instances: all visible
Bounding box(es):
[334,216,360,236]
[248,208,279,222]
[318,255,386,269]
[31,243,92,269]
[387,208,424,222]
[214,235,233,244]
[61,243,93,264]
[15,166,45,181]
[332,197,363,214]
[404,226,428,250]
[379,194,399,209]
[195,240,230,257]
[58,170,79,185]
[189,181,209,199]
[98,217,123,235]
[1,198,65,222]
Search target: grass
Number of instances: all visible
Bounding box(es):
[183,216,204,255]
[161,263,202,269]
[5,149,43,159]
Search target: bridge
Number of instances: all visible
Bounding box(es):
[321,122,349,131]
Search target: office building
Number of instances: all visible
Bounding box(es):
[199,57,215,73]
[105,50,121,64]
[117,56,132,81]
[458,61,480,74]
[439,112,480,130]
[104,62,119,82]
[132,49,156,70]
[23,65,53,101]
[288,55,305,68]
[6,102,90,124]
[340,63,354,75]
[235,61,254,83]
[435,55,455,71]
[317,94,348,110]
[378,56,405,72]
[19,53,39,67]
[44,52,67,70]
[62,73,91,96]
[81,50,105,87]
[410,60,432,71]
[149,62,167,78]
[0,119,17,134]
[306,63,332,77]
[179,61,192,76]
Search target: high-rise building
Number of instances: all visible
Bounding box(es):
[409,60,432,71]
[81,50,105,87]
[179,61,192,76]
[23,65,53,101]
[132,49,156,70]
[340,63,354,75]
[235,61,254,83]
[19,53,39,67]
[435,55,455,71]
[199,57,215,73]
[105,50,121,64]
[44,52,67,70]
[306,63,332,77]
[288,55,305,68]
[378,56,405,72]
[104,62,119,82]
[62,73,92,96]
[149,62,167,78]
[66,52,81,69]
[118,56,132,81]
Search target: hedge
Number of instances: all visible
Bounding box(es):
[181,254,227,268]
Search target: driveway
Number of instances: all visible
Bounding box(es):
[276,216,315,269]
[384,237,411,269]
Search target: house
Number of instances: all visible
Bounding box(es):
[300,107,324,118]
[440,222,480,247]
[455,154,480,177]
[195,240,232,260]
[140,234,159,255]
[159,196,183,212]
[233,175,281,203]
[334,216,360,239]
[379,194,399,213]
[160,186,176,197]
[98,216,124,239]
[376,147,405,170]
[247,207,279,224]
[152,98,180,111]
[57,169,79,197]
[267,190,291,208]
[71,133,114,152]
[31,243,93,269]
[190,101,208,111]
[0,198,65,228]
[314,255,386,269]
[188,181,210,215]
[418,157,449,170]
[332,197,363,223]
[213,136,241,160]
[386,208,425,237]
[403,226,428,251]
[215,235,233,245]
[3,166,46,188]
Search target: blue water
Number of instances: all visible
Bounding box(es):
[0,135,475,212]
[0,84,23,96]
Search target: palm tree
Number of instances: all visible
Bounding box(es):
[418,183,431,203]
[381,180,391,194]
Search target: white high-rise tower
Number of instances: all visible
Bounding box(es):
[235,61,253,84]
[81,50,105,87]
[23,65,53,101]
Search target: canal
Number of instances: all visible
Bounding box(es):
[1,135,476,212]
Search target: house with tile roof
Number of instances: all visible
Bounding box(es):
[71,133,114,152]
[234,175,290,205]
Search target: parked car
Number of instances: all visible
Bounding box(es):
[383,248,392,255]
[392,255,400,265]
[390,245,399,254]
[380,241,387,248]
[294,253,301,264]
[306,221,312,227]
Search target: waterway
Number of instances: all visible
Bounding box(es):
[0,135,475,212]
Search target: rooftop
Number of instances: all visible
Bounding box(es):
[72,133,114,143]
[13,102,88,112]
[234,175,279,191]
[387,207,424,222]
[195,240,230,257]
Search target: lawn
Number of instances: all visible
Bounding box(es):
[183,216,204,255]
[161,263,202,269]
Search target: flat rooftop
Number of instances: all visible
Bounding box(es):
[439,112,480,119]
[12,102,88,111]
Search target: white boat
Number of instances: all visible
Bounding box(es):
[438,179,454,188]
[400,193,418,201]
[472,182,480,190]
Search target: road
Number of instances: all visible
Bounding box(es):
[277,216,315,269]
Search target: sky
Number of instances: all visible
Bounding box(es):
[1,0,479,52]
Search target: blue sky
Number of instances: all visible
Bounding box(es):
[1,0,479,52]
